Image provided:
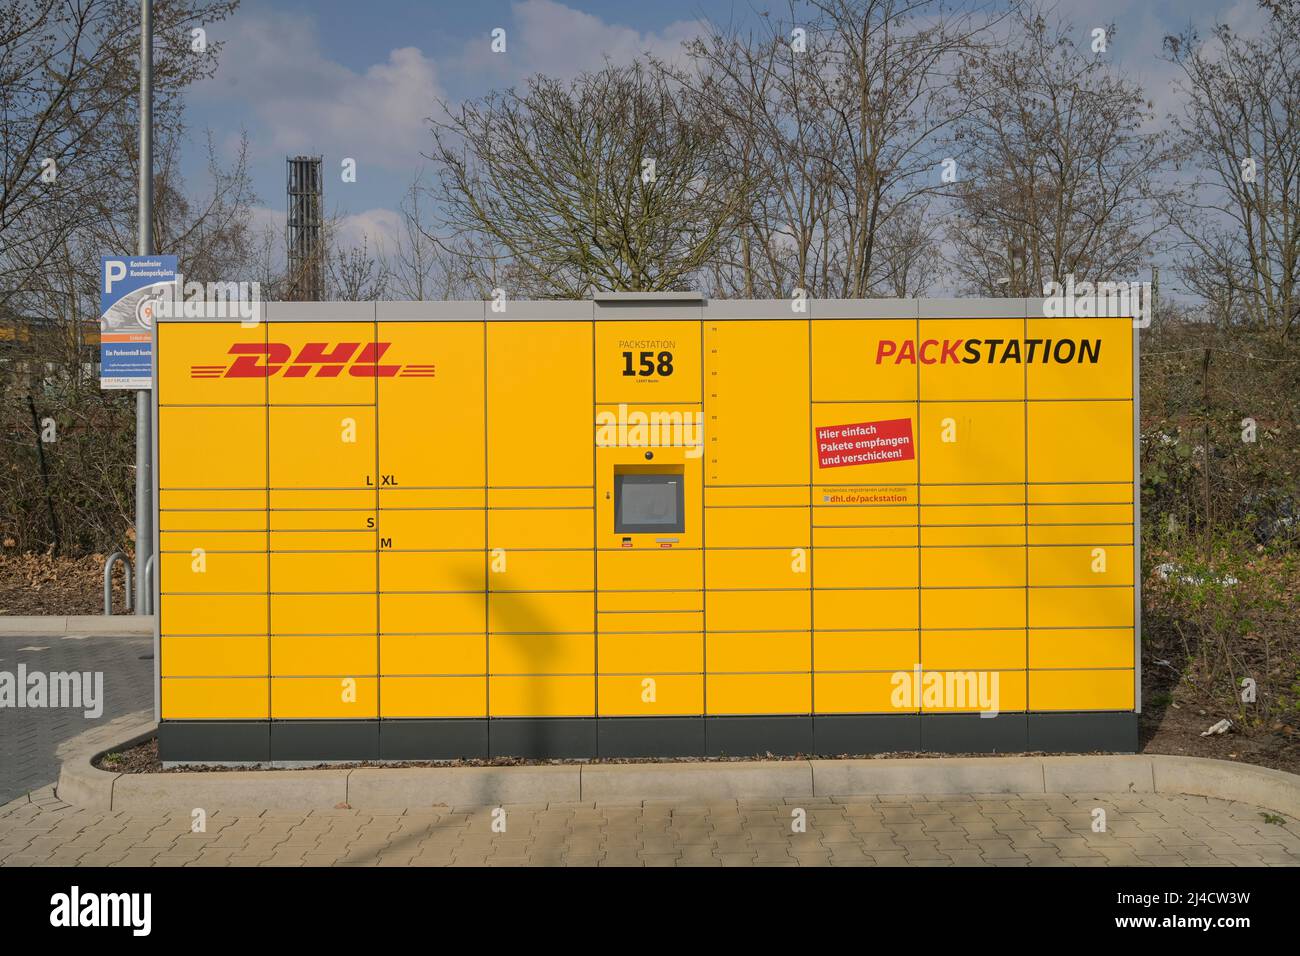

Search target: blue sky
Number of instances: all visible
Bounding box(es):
[179,0,1267,259]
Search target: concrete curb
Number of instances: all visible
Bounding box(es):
[55,723,1300,817]
[1152,756,1300,819]
[348,766,580,809]
[581,760,813,802]
[0,615,155,637]
[114,769,350,812]
[54,713,157,810]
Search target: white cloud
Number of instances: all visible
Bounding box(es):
[199,11,442,172]
[450,0,707,86]
[192,1,708,195]
[248,205,285,237]
[335,207,402,253]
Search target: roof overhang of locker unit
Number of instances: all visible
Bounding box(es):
[152,297,1096,322]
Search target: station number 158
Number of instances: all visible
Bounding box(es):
[622,351,674,377]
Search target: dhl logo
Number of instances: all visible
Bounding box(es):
[190,342,435,379]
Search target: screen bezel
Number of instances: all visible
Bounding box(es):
[613,472,686,534]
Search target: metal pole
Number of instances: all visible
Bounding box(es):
[135,0,153,616]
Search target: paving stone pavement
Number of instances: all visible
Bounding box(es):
[0,631,154,806]
[2,787,1297,867]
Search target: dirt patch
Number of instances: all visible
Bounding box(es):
[0,552,131,616]
[1140,645,1299,775]
[98,729,1300,776]
[99,739,1099,774]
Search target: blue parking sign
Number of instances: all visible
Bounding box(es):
[99,255,176,389]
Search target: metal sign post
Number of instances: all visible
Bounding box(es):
[136,0,153,616]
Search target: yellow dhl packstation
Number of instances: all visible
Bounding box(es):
[152,295,1140,762]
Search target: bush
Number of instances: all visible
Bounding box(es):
[0,365,137,556]
[1143,536,1299,730]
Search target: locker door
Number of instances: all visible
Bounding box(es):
[487,322,592,486]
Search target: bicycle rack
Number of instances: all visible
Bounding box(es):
[142,554,156,615]
[103,551,133,615]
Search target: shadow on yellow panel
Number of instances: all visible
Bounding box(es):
[488,676,594,717]
[488,550,594,591]
[379,551,484,592]
[380,634,485,675]
[488,592,593,634]
[381,592,485,633]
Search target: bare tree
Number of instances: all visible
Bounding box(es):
[688,0,988,298]
[945,3,1169,296]
[326,232,390,302]
[0,0,252,556]
[390,172,478,300]
[425,60,754,297]
[0,0,240,309]
[1164,0,1300,340]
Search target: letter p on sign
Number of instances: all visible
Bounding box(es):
[104,259,127,293]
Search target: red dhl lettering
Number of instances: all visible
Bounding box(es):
[190,342,436,379]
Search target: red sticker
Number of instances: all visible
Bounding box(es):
[816,418,914,468]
